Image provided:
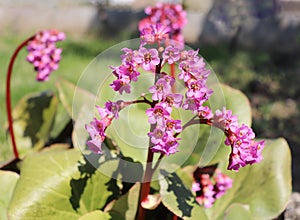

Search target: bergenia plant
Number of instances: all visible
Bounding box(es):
[85,3,264,219]
[2,3,291,220]
[5,29,65,159]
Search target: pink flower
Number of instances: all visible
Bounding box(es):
[182,97,202,113]
[165,119,182,133]
[198,106,213,120]
[193,174,216,208]
[120,48,136,63]
[97,101,123,119]
[146,103,170,125]
[134,47,160,71]
[138,3,187,46]
[178,61,194,82]
[110,77,131,94]
[148,127,167,145]
[163,93,183,111]
[180,49,200,62]
[151,135,180,156]
[26,29,65,81]
[192,168,232,208]
[214,170,233,198]
[149,76,172,101]
[213,108,265,171]
[213,107,239,131]
[192,182,201,192]
[85,117,111,154]
[140,23,170,46]
[112,63,140,82]
[186,79,212,100]
[162,46,181,64]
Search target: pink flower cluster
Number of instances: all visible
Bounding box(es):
[179,49,213,113]
[111,45,213,104]
[86,2,264,173]
[108,44,213,156]
[213,107,265,171]
[192,169,232,208]
[139,3,187,46]
[110,47,160,94]
[86,101,124,154]
[146,75,183,155]
[26,30,65,81]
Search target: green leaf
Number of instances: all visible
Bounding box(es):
[159,138,291,220]
[0,142,14,165]
[159,169,208,220]
[224,204,252,220]
[208,138,292,220]
[209,83,252,126]
[7,149,126,220]
[41,143,70,152]
[72,104,93,152]
[0,171,19,220]
[105,103,150,163]
[7,149,82,220]
[55,78,97,120]
[79,210,112,220]
[50,102,71,140]
[109,183,140,220]
[11,91,58,157]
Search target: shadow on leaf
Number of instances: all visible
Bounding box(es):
[160,169,198,218]
[69,145,143,212]
[69,153,101,211]
[13,91,57,148]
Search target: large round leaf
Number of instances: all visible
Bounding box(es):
[0,171,19,220]
[79,210,111,220]
[207,138,292,220]
[223,204,253,220]
[108,183,140,220]
[0,142,14,166]
[50,102,71,141]
[159,138,291,220]
[11,91,58,157]
[159,169,208,220]
[56,78,97,120]
[7,149,124,220]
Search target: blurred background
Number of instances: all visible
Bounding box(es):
[1,0,299,206]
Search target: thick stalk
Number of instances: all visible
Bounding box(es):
[137,132,155,220]
[137,60,162,220]
[6,36,34,159]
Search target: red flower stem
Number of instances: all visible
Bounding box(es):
[137,140,154,220]
[137,60,162,220]
[6,36,34,159]
[170,63,176,93]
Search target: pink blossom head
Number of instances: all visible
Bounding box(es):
[192,167,233,208]
[138,3,187,46]
[26,29,65,81]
